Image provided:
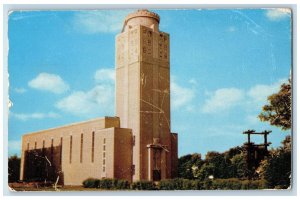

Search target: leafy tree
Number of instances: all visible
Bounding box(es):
[230,153,248,178]
[178,153,203,179]
[259,79,291,130]
[258,136,291,189]
[8,155,21,183]
[196,163,215,181]
[196,151,230,180]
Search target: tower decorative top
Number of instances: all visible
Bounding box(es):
[122,9,160,32]
[125,9,160,24]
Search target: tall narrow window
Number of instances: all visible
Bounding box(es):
[42,140,45,154]
[60,137,63,165]
[102,137,106,173]
[27,143,29,151]
[34,141,37,149]
[133,136,135,146]
[51,138,54,161]
[69,135,72,164]
[91,132,95,163]
[80,133,83,163]
[132,165,135,175]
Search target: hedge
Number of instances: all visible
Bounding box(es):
[82,178,130,190]
[158,178,265,190]
[211,178,266,190]
[131,180,157,190]
[83,178,266,190]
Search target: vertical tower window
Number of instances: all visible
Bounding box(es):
[132,165,135,175]
[60,137,63,165]
[42,140,45,154]
[34,141,37,149]
[27,143,29,151]
[80,133,83,163]
[69,135,72,164]
[51,138,54,162]
[91,132,95,163]
[102,137,106,173]
[133,136,135,146]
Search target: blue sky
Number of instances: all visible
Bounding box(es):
[8,9,291,157]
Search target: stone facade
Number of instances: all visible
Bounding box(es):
[20,117,132,185]
[20,9,178,185]
[116,9,177,181]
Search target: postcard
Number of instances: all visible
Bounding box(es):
[7,8,292,191]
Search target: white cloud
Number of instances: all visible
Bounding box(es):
[202,88,244,113]
[10,111,60,121]
[201,78,288,114]
[28,73,69,94]
[265,8,291,21]
[247,79,287,104]
[171,79,195,110]
[72,10,131,34]
[94,68,115,83]
[14,87,27,94]
[55,85,114,116]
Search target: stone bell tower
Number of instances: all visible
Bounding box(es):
[115,9,178,181]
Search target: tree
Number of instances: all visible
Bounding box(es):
[196,151,230,180]
[230,153,248,178]
[8,155,21,183]
[258,136,291,189]
[259,79,291,130]
[178,153,203,179]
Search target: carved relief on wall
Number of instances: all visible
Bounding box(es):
[158,33,169,62]
[129,28,139,63]
[142,27,153,59]
[116,35,125,67]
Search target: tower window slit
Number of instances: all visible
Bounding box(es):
[80,133,83,163]
[91,132,95,163]
[69,136,72,164]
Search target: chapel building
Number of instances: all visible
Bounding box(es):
[19,9,178,185]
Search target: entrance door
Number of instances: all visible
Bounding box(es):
[153,169,161,181]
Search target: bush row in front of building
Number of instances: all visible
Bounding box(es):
[82,178,130,190]
[82,178,265,190]
[158,178,265,190]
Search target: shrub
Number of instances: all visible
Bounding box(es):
[82,178,130,190]
[115,179,130,190]
[131,180,156,190]
[213,178,242,190]
[8,155,21,183]
[98,178,114,189]
[158,178,204,190]
[82,178,99,188]
[210,178,265,190]
[159,179,182,190]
